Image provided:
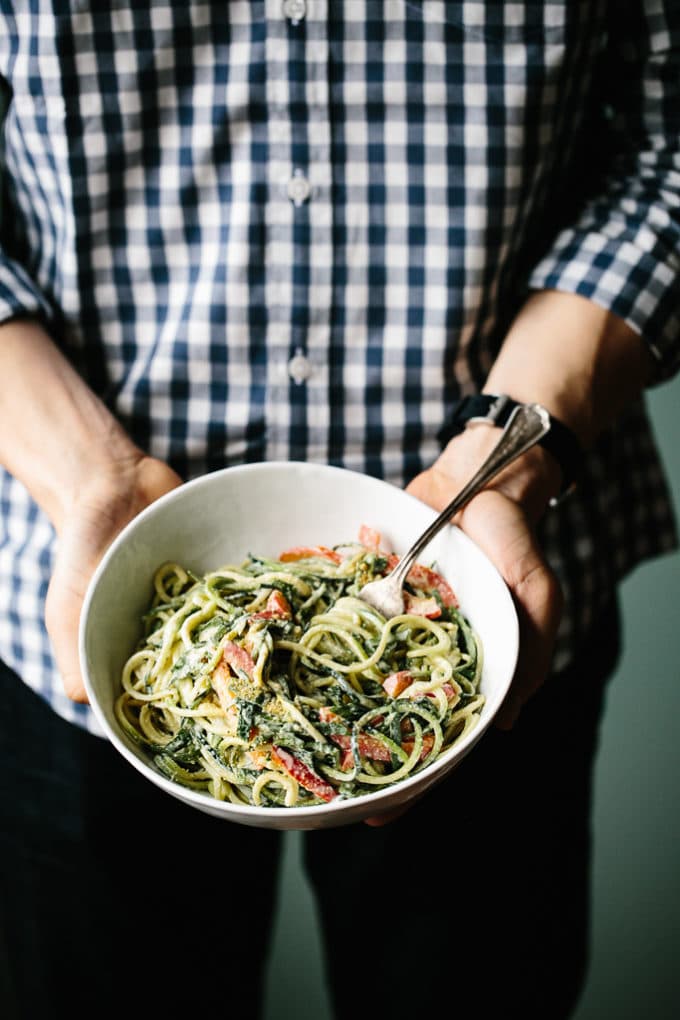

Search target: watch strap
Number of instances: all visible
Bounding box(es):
[438,393,582,498]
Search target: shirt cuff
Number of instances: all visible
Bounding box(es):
[0,256,54,329]
[528,222,680,384]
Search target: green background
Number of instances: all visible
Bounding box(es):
[263,378,680,1020]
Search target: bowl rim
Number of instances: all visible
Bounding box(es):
[79,460,519,822]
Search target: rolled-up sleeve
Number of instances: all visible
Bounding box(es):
[0,76,54,330]
[529,1,680,382]
[0,248,54,326]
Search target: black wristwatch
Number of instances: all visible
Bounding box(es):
[438,393,582,501]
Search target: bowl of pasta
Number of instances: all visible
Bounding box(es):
[79,460,519,829]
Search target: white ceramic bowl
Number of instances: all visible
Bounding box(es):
[80,461,518,829]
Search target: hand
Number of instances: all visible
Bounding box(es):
[407,426,564,730]
[363,427,563,827]
[45,453,183,702]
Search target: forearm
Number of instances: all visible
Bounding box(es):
[0,318,143,531]
[431,289,656,534]
[485,289,654,449]
[413,291,653,727]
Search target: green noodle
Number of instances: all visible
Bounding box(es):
[115,535,485,807]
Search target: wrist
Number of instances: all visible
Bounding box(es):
[439,393,582,503]
[0,319,145,530]
[54,438,150,530]
[436,412,563,522]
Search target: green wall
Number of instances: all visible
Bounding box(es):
[264,377,680,1019]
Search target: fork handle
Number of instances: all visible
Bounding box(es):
[390,402,551,587]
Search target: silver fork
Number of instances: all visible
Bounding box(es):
[357,402,551,618]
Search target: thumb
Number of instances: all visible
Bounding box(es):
[456,491,564,729]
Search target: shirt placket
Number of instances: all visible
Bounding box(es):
[263,0,332,461]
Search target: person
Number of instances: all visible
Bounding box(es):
[0,3,678,1018]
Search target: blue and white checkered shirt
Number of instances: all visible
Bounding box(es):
[0,1,678,733]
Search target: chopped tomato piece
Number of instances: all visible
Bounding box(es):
[211,663,237,714]
[319,705,386,731]
[318,706,393,769]
[382,670,413,697]
[409,563,458,607]
[330,732,392,764]
[358,524,384,551]
[219,640,256,679]
[251,589,292,620]
[271,746,337,802]
[318,706,342,724]
[212,643,258,711]
[404,593,442,618]
[279,545,342,565]
[386,555,458,607]
[402,731,436,761]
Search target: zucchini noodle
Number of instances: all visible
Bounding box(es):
[115,530,485,808]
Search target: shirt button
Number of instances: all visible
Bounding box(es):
[282,0,306,24]
[287,350,314,384]
[287,170,312,206]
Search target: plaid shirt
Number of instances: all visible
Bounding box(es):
[0,1,678,733]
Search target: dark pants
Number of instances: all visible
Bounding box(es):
[0,602,620,1020]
